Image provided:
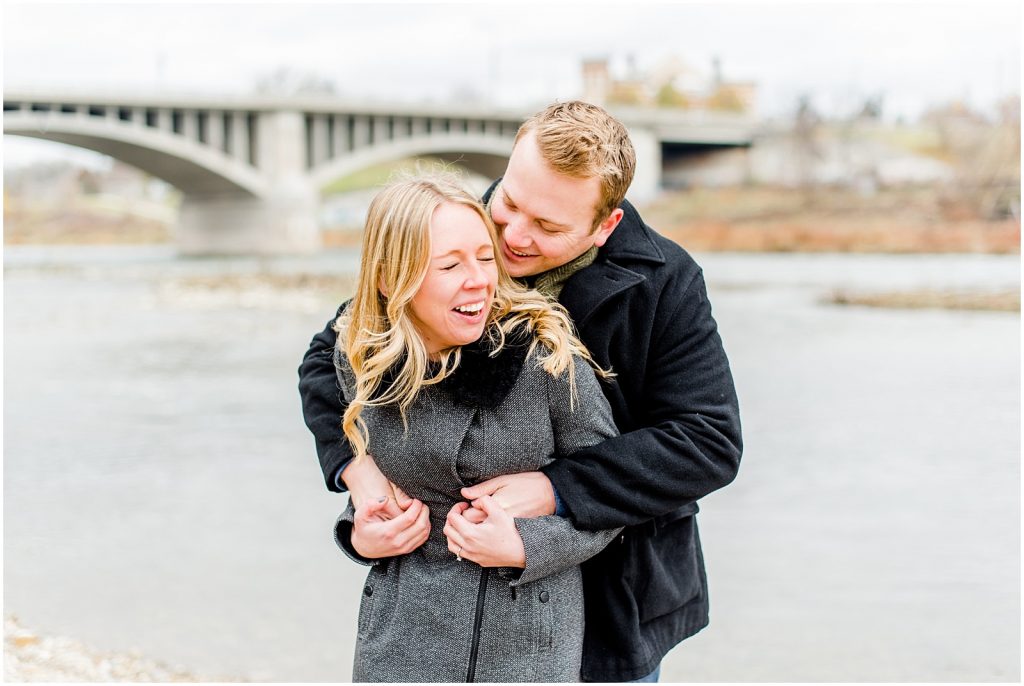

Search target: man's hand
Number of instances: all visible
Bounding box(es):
[443,496,526,568]
[460,472,556,518]
[351,496,431,559]
[342,453,413,518]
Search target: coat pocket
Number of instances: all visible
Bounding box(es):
[629,503,703,624]
[356,575,377,639]
[535,586,554,653]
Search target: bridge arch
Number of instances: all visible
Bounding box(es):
[4,112,269,198]
[310,133,512,191]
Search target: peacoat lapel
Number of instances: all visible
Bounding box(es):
[558,200,666,330]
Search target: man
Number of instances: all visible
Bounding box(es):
[298,101,742,682]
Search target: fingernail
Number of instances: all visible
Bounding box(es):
[377,496,387,503]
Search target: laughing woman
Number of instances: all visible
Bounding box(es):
[330,176,620,682]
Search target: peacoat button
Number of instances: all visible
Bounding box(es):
[364,585,373,597]
[539,590,549,603]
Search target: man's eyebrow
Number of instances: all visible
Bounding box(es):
[503,187,570,229]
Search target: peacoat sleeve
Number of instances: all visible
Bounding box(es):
[511,354,623,586]
[297,301,355,493]
[542,269,743,531]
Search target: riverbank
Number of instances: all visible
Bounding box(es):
[3,200,172,245]
[4,616,229,682]
[826,288,1020,311]
[645,186,1020,254]
[5,185,1019,254]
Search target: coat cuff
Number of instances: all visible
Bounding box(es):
[552,484,567,517]
[333,500,381,567]
[322,440,356,493]
[333,458,353,491]
[510,516,619,587]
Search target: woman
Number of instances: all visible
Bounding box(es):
[331,176,621,682]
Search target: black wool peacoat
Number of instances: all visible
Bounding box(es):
[512,192,744,681]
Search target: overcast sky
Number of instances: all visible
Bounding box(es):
[3,1,1020,168]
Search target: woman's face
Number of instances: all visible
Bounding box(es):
[408,202,498,356]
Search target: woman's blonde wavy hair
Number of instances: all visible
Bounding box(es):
[335,174,605,462]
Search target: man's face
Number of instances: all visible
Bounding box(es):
[489,131,622,278]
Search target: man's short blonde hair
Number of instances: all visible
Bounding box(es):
[515,101,636,230]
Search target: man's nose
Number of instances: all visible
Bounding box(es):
[503,216,530,248]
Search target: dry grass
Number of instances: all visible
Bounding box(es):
[645,186,1020,254]
[825,289,1020,312]
[4,207,171,245]
[658,218,1020,254]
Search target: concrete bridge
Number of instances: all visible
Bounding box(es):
[4,91,756,254]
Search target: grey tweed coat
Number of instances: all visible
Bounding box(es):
[333,326,620,683]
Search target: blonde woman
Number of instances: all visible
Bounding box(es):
[331,176,620,682]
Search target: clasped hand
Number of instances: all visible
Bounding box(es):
[345,456,552,567]
[443,496,525,568]
[351,495,526,568]
[345,454,432,560]
[350,495,432,560]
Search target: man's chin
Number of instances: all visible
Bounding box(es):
[506,264,541,279]
[501,251,537,278]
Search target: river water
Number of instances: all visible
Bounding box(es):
[3,246,1020,681]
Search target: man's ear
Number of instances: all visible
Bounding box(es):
[592,208,624,248]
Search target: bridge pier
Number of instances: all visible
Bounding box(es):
[177,109,320,255]
[627,126,662,205]
[176,185,319,255]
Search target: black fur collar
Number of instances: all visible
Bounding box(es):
[371,321,532,409]
[442,322,531,409]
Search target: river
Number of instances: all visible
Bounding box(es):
[3,246,1019,681]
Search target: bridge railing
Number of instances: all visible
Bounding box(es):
[4,98,263,167]
[300,111,521,169]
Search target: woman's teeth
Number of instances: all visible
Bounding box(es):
[454,302,484,314]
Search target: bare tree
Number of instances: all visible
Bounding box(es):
[793,95,822,206]
[254,67,338,97]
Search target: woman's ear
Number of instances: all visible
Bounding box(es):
[378,275,389,298]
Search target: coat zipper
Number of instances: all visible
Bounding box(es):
[465,568,490,682]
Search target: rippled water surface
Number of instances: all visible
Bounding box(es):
[4,247,1019,681]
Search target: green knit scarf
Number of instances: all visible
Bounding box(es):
[524,246,599,300]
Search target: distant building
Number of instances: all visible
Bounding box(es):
[581,54,757,113]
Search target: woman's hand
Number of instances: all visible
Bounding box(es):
[443,496,526,568]
[351,496,431,559]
